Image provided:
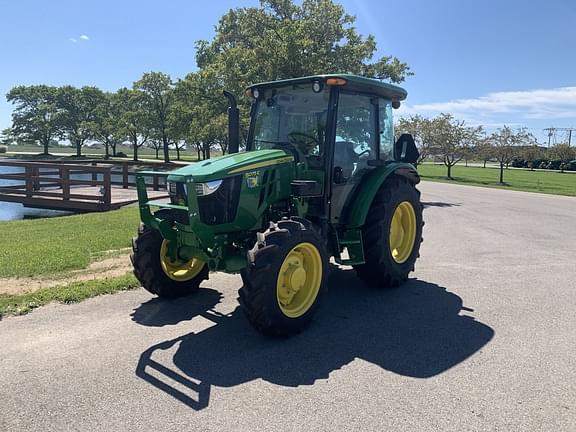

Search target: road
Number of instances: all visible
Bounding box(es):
[1,182,575,432]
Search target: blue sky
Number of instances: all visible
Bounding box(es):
[1,0,575,143]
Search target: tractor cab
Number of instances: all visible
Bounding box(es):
[133,74,422,337]
[244,74,415,227]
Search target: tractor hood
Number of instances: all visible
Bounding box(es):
[167,149,295,183]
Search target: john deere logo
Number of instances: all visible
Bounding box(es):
[245,171,260,188]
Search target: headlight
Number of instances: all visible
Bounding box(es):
[194,179,223,196]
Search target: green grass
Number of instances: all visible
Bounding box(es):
[418,163,576,197]
[0,273,140,318]
[0,207,140,278]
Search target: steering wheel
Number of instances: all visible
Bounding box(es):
[272,141,309,169]
[288,132,320,153]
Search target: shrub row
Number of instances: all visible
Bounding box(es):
[511,159,576,171]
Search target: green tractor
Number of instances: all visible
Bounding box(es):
[131,74,423,336]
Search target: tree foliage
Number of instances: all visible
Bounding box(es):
[5,0,412,160]
[548,144,575,163]
[134,72,174,162]
[520,145,545,170]
[395,115,435,165]
[57,86,105,157]
[6,85,61,155]
[116,88,151,161]
[196,0,411,95]
[427,114,482,179]
[489,126,535,183]
[84,92,125,158]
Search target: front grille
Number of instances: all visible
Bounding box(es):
[197,176,242,225]
[194,183,205,196]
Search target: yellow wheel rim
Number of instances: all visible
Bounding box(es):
[389,201,417,264]
[160,240,205,282]
[276,242,323,318]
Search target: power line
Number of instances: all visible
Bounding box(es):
[543,127,575,147]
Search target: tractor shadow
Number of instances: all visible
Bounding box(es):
[133,268,494,410]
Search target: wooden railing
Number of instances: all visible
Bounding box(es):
[0,159,175,211]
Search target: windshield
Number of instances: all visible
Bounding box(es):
[250,84,330,166]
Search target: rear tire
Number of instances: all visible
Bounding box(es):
[239,218,328,337]
[131,223,208,298]
[354,176,423,288]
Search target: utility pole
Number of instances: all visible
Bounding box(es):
[544,127,555,147]
[543,127,575,147]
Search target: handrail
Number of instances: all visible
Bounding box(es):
[0,159,169,191]
[0,158,172,211]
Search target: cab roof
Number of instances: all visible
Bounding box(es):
[246,73,408,101]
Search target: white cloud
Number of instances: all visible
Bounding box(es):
[409,87,576,121]
[69,35,89,43]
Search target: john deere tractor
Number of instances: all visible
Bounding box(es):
[131,74,423,336]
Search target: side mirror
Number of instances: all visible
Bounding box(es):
[333,166,346,184]
[394,133,419,164]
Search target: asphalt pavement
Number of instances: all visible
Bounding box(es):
[1,181,575,432]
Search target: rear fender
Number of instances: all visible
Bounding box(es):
[342,162,419,229]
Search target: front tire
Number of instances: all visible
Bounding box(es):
[354,176,423,288]
[239,218,328,337]
[131,224,208,298]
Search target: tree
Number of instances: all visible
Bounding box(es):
[148,135,163,160]
[134,72,174,162]
[521,145,545,170]
[549,144,575,163]
[197,0,411,94]
[473,135,494,168]
[490,126,534,183]
[170,72,229,160]
[173,140,189,161]
[395,115,433,165]
[461,125,483,167]
[428,114,481,179]
[85,91,125,159]
[6,85,61,155]
[188,0,412,157]
[57,86,103,157]
[0,128,15,146]
[117,88,151,161]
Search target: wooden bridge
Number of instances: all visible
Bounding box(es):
[0,159,179,212]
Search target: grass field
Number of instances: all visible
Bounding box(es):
[419,163,576,197]
[0,207,139,278]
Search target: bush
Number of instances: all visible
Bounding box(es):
[116,152,128,158]
[511,158,525,168]
[0,145,6,154]
[548,160,562,170]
